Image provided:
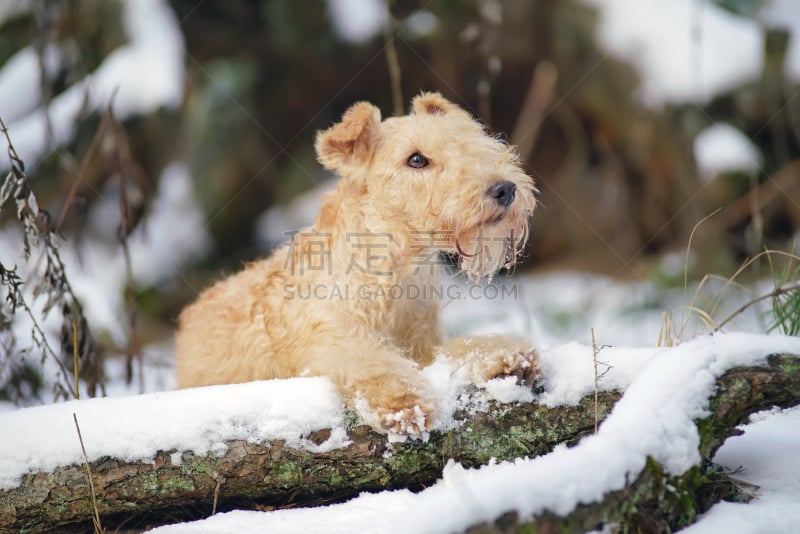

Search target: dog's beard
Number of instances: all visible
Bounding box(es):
[456,217,527,282]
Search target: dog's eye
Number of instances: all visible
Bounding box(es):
[406,152,429,169]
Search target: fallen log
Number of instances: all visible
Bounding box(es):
[466,354,800,533]
[0,390,619,533]
[1,355,798,533]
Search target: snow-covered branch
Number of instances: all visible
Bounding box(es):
[3,387,617,532]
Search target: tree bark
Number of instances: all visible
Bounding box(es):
[1,355,798,533]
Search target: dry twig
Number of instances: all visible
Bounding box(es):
[73,413,103,534]
[715,283,800,332]
[591,328,599,433]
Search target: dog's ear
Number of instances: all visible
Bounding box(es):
[315,102,381,173]
[411,92,458,115]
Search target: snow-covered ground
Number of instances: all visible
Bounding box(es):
[682,405,800,533]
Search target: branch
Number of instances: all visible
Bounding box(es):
[468,354,800,533]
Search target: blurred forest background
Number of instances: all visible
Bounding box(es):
[0,0,799,403]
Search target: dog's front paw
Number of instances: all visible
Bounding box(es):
[356,389,435,440]
[379,404,431,439]
[442,335,539,386]
[493,348,539,386]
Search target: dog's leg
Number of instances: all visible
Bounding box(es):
[439,334,539,385]
[307,340,436,436]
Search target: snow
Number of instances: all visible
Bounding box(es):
[584,0,800,106]
[442,272,664,349]
[325,0,387,44]
[125,162,211,287]
[681,405,800,533]
[151,491,420,534]
[403,10,439,39]
[323,0,438,43]
[536,343,656,407]
[694,122,762,179]
[0,333,541,485]
[0,0,184,167]
[0,0,30,25]
[143,333,800,534]
[0,377,349,490]
[0,45,61,124]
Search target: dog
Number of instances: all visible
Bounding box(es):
[176,92,538,436]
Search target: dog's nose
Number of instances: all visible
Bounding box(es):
[487,181,516,208]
